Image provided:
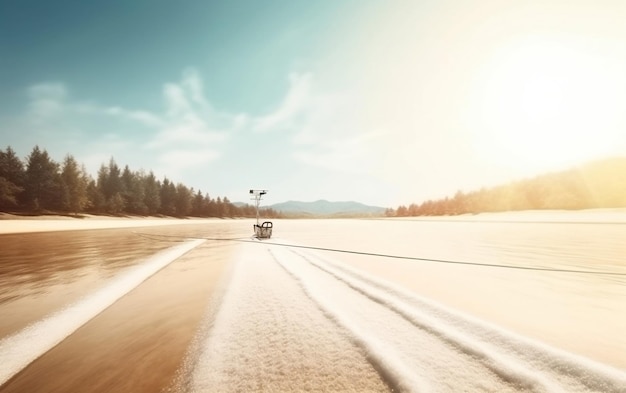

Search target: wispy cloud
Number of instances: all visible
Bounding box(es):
[249,72,385,175]
[148,69,228,150]
[252,72,312,132]
[26,83,68,119]
[158,149,220,171]
[103,107,163,127]
[13,68,388,198]
[26,83,161,129]
[16,69,235,179]
[292,130,383,174]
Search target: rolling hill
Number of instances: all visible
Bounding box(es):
[269,200,386,217]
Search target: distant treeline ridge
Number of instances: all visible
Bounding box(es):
[387,157,626,217]
[0,145,279,218]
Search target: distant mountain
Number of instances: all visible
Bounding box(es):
[269,200,386,217]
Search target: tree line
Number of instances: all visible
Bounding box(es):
[388,157,626,217]
[0,145,279,218]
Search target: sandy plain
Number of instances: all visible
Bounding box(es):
[0,213,223,234]
[0,218,241,393]
[1,212,625,392]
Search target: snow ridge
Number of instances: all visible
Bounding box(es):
[186,242,390,392]
[185,239,626,392]
[276,245,626,392]
[272,248,428,393]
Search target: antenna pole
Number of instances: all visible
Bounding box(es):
[249,189,272,239]
[249,189,267,226]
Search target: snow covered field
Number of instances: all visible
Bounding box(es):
[272,216,626,370]
[1,212,625,392]
[176,237,626,392]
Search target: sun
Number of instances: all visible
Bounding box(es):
[469,35,625,173]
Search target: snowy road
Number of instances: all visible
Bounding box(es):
[2,218,626,392]
[180,240,626,393]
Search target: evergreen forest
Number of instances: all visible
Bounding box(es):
[388,157,626,217]
[2,145,625,219]
[0,145,279,218]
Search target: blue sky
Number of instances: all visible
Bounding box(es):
[2,1,626,207]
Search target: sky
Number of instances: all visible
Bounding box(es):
[1,0,626,207]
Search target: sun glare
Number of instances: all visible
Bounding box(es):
[470,35,626,172]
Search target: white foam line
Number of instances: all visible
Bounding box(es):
[294,249,626,392]
[271,248,428,393]
[292,251,557,392]
[0,238,205,386]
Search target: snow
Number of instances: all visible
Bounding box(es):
[3,213,626,392]
[182,241,389,392]
[271,217,626,370]
[180,238,626,393]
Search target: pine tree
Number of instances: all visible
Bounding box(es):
[143,171,161,215]
[159,178,177,216]
[0,177,22,209]
[222,196,232,217]
[87,179,104,213]
[0,146,25,210]
[24,146,61,211]
[104,158,123,202]
[60,154,89,214]
[175,183,192,217]
[191,189,205,216]
[215,196,223,217]
[121,167,147,214]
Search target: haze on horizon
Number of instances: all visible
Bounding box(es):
[1,0,625,207]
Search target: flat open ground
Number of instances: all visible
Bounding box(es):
[0,213,224,234]
[1,212,625,392]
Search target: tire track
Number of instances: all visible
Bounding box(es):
[184,241,389,393]
[269,243,626,393]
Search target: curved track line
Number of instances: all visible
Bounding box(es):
[295,249,626,392]
[272,249,429,393]
[269,243,626,392]
[0,239,204,386]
